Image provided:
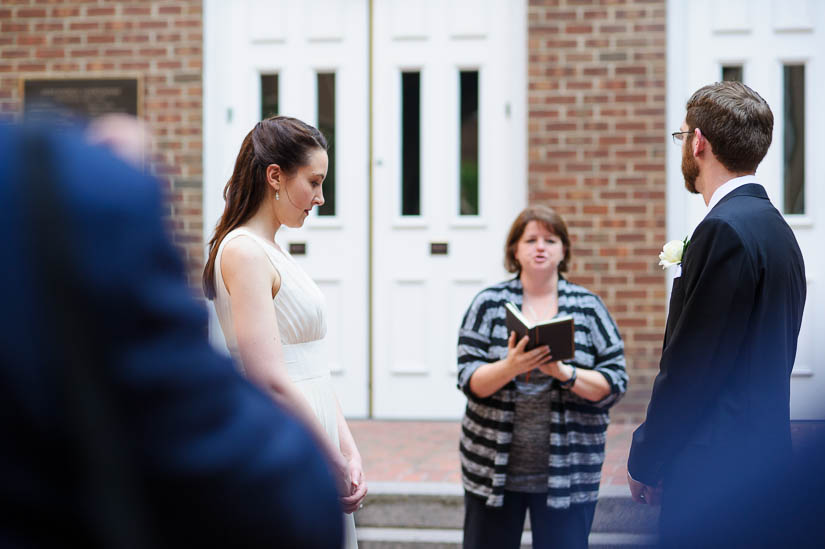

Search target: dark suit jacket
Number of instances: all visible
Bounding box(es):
[0,124,343,548]
[628,184,806,544]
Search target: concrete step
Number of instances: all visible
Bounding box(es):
[358,527,657,549]
[356,483,659,535]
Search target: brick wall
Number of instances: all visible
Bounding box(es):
[527,0,667,423]
[0,0,204,286]
[2,0,665,421]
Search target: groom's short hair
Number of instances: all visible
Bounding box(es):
[685,81,773,173]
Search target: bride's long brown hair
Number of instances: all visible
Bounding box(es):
[202,116,327,300]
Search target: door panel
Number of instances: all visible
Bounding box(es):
[371,0,527,418]
[205,0,526,418]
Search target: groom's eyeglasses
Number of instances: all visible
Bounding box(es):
[671,131,692,145]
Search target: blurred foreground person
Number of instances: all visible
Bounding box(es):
[0,122,343,548]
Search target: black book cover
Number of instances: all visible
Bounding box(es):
[504,302,575,361]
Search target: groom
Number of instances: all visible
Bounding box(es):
[627,82,806,547]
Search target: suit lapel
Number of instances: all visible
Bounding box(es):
[661,184,766,349]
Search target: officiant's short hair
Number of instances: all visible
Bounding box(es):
[504,205,571,274]
[685,81,773,174]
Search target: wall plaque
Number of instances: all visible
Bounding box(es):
[22,78,140,125]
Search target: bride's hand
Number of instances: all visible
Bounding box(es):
[340,459,368,514]
[333,454,352,497]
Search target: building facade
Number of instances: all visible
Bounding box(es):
[2,0,821,422]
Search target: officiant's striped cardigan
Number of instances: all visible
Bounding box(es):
[457,277,627,509]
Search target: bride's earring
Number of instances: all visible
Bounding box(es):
[275,190,280,201]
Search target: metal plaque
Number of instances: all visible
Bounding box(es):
[430,242,449,255]
[23,78,140,125]
[289,242,307,255]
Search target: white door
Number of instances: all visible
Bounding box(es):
[667,0,825,419]
[204,0,370,416]
[371,0,527,418]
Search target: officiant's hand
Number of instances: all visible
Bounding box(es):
[340,458,368,514]
[538,360,565,379]
[506,332,553,376]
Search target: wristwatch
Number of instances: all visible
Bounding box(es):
[558,364,577,390]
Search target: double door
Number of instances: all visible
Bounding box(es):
[204,0,527,418]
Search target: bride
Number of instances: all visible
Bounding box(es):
[202,116,365,547]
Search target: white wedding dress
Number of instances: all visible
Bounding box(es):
[214,227,358,548]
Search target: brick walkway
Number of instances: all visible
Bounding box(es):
[350,420,636,488]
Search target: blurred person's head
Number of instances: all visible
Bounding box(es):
[504,205,571,276]
[85,114,149,168]
[679,81,773,193]
[203,116,328,299]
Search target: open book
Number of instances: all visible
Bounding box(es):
[504,302,575,361]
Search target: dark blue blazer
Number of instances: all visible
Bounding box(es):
[0,124,343,548]
[628,184,806,543]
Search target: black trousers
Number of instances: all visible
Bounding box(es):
[463,491,596,549]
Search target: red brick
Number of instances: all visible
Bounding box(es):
[36,48,64,58]
[52,7,81,17]
[17,35,46,46]
[529,0,665,423]
[104,20,135,31]
[34,22,63,31]
[120,61,150,70]
[52,36,82,46]
[1,50,27,59]
[139,47,168,56]
[124,6,152,16]
[103,48,134,57]
[17,8,47,18]
[173,19,199,28]
[139,20,168,29]
[87,7,116,16]
[616,65,647,75]
[85,61,115,70]
[2,22,28,32]
[50,62,80,71]
[122,34,151,43]
[17,63,46,72]
[564,24,593,34]
[70,48,99,57]
[69,22,99,31]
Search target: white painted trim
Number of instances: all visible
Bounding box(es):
[510,0,528,217]
[203,0,234,352]
[665,0,690,297]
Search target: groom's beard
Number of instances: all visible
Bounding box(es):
[681,141,700,194]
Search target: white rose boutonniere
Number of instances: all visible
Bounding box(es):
[659,237,689,270]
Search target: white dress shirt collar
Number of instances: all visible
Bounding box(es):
[705,174,758,215]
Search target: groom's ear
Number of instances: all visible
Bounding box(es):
[692,129,708,156]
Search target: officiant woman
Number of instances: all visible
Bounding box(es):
[456,205,628,549]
